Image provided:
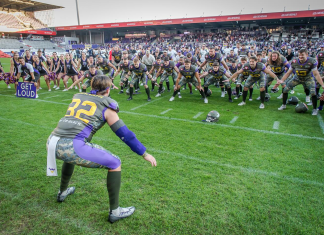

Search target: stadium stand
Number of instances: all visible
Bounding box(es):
[0,38,29,49]
[0,11,47,30]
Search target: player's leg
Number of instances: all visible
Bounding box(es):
[259,75,266,109]
[169,79,183,101]
[238,76,253,106]
[63,75,69,90]
[127,76,137,100]
[144,75,151,101]
[192,78,207,103]
[278,76,298,110]
[305,79,318,115]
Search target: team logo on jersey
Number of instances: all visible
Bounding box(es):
[293,60,297,63]
[49,168,55,173]
[320,54,323,56]
[244,67,248,69]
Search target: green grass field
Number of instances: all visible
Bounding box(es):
[0,57,324,235]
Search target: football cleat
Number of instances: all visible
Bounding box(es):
[278,104,286,110]
[256,96,261,100]
[290,90,295,94]
[127,97,133,101]
[249,98,253,101]
[318,106,323,111]
[238,101,246,106]
[169,96,175,101]
[204,98,208,104]
[178,94,182,99]
[312,109,318,116]
[259,103,265,109]
[221,91,225,97]
[229,98,233,103]
[155,93,161,97]
[147,98,151,101]
[305,96,310,103]
[277,93,283,99]
[118,90,124,94]
[108,206,135,223]
[57,187,75,202]
[234,95,240,100]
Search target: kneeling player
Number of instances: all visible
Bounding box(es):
[230,56,280,109]
[170,59,207,103]
[114,57,131,94]
[201,62,233,103]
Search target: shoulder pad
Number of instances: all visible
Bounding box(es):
[103,97,119,113]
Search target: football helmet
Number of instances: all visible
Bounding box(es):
[295,102,308,113]
[288,96,299,105]
[204,110,220,122]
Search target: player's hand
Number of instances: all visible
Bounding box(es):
[174,85,178,91]
[272,83,280,89]
[112,84,118,90]
[320,92,324,101]
[143,153,157,167]
[277,79,283,84]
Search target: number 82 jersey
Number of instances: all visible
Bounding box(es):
[52,93,119,142]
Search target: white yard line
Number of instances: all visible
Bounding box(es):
[160,109,172,115]
[193,112,203,119]
[273,121,280,130]
[317,113,324,134]
[230,116,239,124]
[130,97,164,110]
[44,95,60,99]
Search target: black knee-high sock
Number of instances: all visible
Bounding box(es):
[125,80,128,88]
[227,88,232,99]
[249,87,253,98]
[151,82,155,90]
[242,90,248,102]
[120,85,124,90]
[172,89,179,97]
[260,91,265,103]
[240,85,243,92]
[316,87,320,95]
[265,85,269,94]
[236,86,240,96]
[166,82,170,90]
[145,87,150,98]
[184,84,187,89]
[60,162,75,192]
[82,88,86,92]
[188,83,192,92]
[158,84,163,93]
[320,100,324,107]
[200,89,206,98]
[130,87,134,98]
[312,95,318,109]
[305,88,310,96]
[221,87,225,92]
[135,80,139,90]
[107,171,121,211]
[283,93,288,104]
[204,86,208,95]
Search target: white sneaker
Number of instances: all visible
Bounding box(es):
[74,86,77,89]
[48,89,51,92]
[204,98,208,104]
[178,94,182,98]
[234,96,239,99]
[57,187,75,202]
[55,87,60,90]
[36,94,39,98]
[259,103,265,109]
[155,93,161,97]
[63,89,68,91]
[140,83,143,86]
[290,90,295,94]
[221,91,225,97]
[7,85,11,89]
[277,93,283,99]
[53,85,57,89]
[256,96,261,100]
[312,109,318,116]
[249,98,253,101]
[238,101,246,106]
[306,96,310,103]
[182,87,186,90]
[108,206,135,223]
[169,96,175,101]
[307,102,312,106]
[278,104,286,110]
[39,87,42,90]
[79,89,82,92]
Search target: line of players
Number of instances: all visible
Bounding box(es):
[5,44,324,115]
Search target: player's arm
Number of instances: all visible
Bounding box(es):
[221,59,229,70]
[149,65,154,74]
[108,62,117,71]
[155,67,162,77]
[71,59,78,71]
[104,108,157,167]
[230,68,243,81]
[113,67,122,78]
[313,70,324,88]
[173,66,179,73]
[199,60,207,68]
[174,72,182,90]
[68,75,85,90]
[224,71,231,79]
[263,67,280,82]
[194,71,202,90]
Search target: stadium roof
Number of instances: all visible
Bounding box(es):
[0,0,63,12]
[56,9,324,31]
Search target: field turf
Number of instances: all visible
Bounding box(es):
[0,57,323,234]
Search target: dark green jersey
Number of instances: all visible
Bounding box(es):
[129,63,147,76]
[207,67,227,79]
[242,62,266,78]
[290,57,318,80]
[179,65,198,79]
[52,93,119,141]
[267,55,288,74]
[317,51,324,68]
